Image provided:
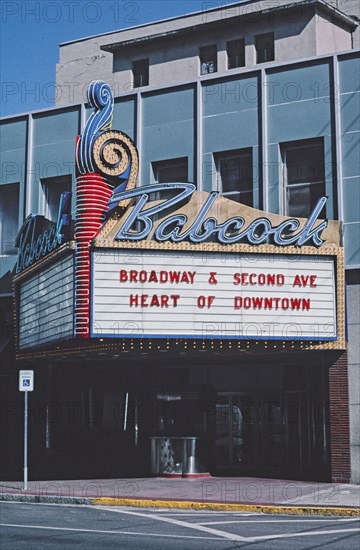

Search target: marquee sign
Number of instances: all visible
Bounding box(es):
[91,249,337,341]
[13,80,345,353]
[18,254,74,350]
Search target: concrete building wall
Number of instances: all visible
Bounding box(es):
[55,1,356,106]
[316,10,352,55]
[110,10,317,87]
[347,277,360,484]
[327,0,360,48]
[56,51,113,105]
[56,12,317,105]
[56,0,312,64]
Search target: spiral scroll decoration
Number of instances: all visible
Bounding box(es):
[77,81,114,174]
[75,80,139,337]
[92,130,138,193]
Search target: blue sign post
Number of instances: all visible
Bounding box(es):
[19,370,34,491]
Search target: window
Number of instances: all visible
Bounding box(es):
[200,45,217,75]
[281,139,326,218]
[255,32,274,64]
[227,39,245,69]
[41,175,72,223]
[215,149,253,206]
[132,58,149,88]
[150,158,189,223]
[0,183,20,255]
[152,158,188,184]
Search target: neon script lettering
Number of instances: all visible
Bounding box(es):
[15,192,72,273]
[112,184,328,248]
[16,216,62,273]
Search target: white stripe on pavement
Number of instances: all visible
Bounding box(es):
[96,506,250,541]
[0,523,217,541]
[97,507,360,543]
[250,527,360,542]
[198,518,360,525]
[153,511,264,516]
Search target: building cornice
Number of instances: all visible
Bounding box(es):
[58,0,357,51]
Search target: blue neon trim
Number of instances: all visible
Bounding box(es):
[72,253,76,338]
[88,331,337,342]
[90,252,94,335]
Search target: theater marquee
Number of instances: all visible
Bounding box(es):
[13,80,346,357]
[91,250,337,340]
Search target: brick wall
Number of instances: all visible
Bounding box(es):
[329,352,351,483]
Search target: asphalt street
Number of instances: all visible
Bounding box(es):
[0,502,359,549]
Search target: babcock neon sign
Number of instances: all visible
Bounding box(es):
[15,192,72,274]
[110,184,328,247]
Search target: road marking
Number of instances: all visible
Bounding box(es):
[96,507,360,543]
[250,527,360,542]
[154,511,264,516]
[198,518,360,525]
[0,502,259,516]
[0,524,217,540]
[96,506,250,541]
[0,501,96,512]
[1,516,359,545]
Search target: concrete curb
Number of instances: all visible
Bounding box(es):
[1,493,359,515]
[0,493,92,505]
[92,497,360,516]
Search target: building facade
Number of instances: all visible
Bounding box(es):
[1,0,359,483]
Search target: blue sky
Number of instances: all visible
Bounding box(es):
[1,0,240,117]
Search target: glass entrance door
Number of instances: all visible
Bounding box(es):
[214,392,309,477]
[283,391,305,473]
[215,394,253,469]
[215,396,233,467]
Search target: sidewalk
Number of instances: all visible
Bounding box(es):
[1,477,359,515]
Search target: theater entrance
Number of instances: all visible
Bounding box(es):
[214,389,330,480]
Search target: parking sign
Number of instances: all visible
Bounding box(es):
[19,370,34,392]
